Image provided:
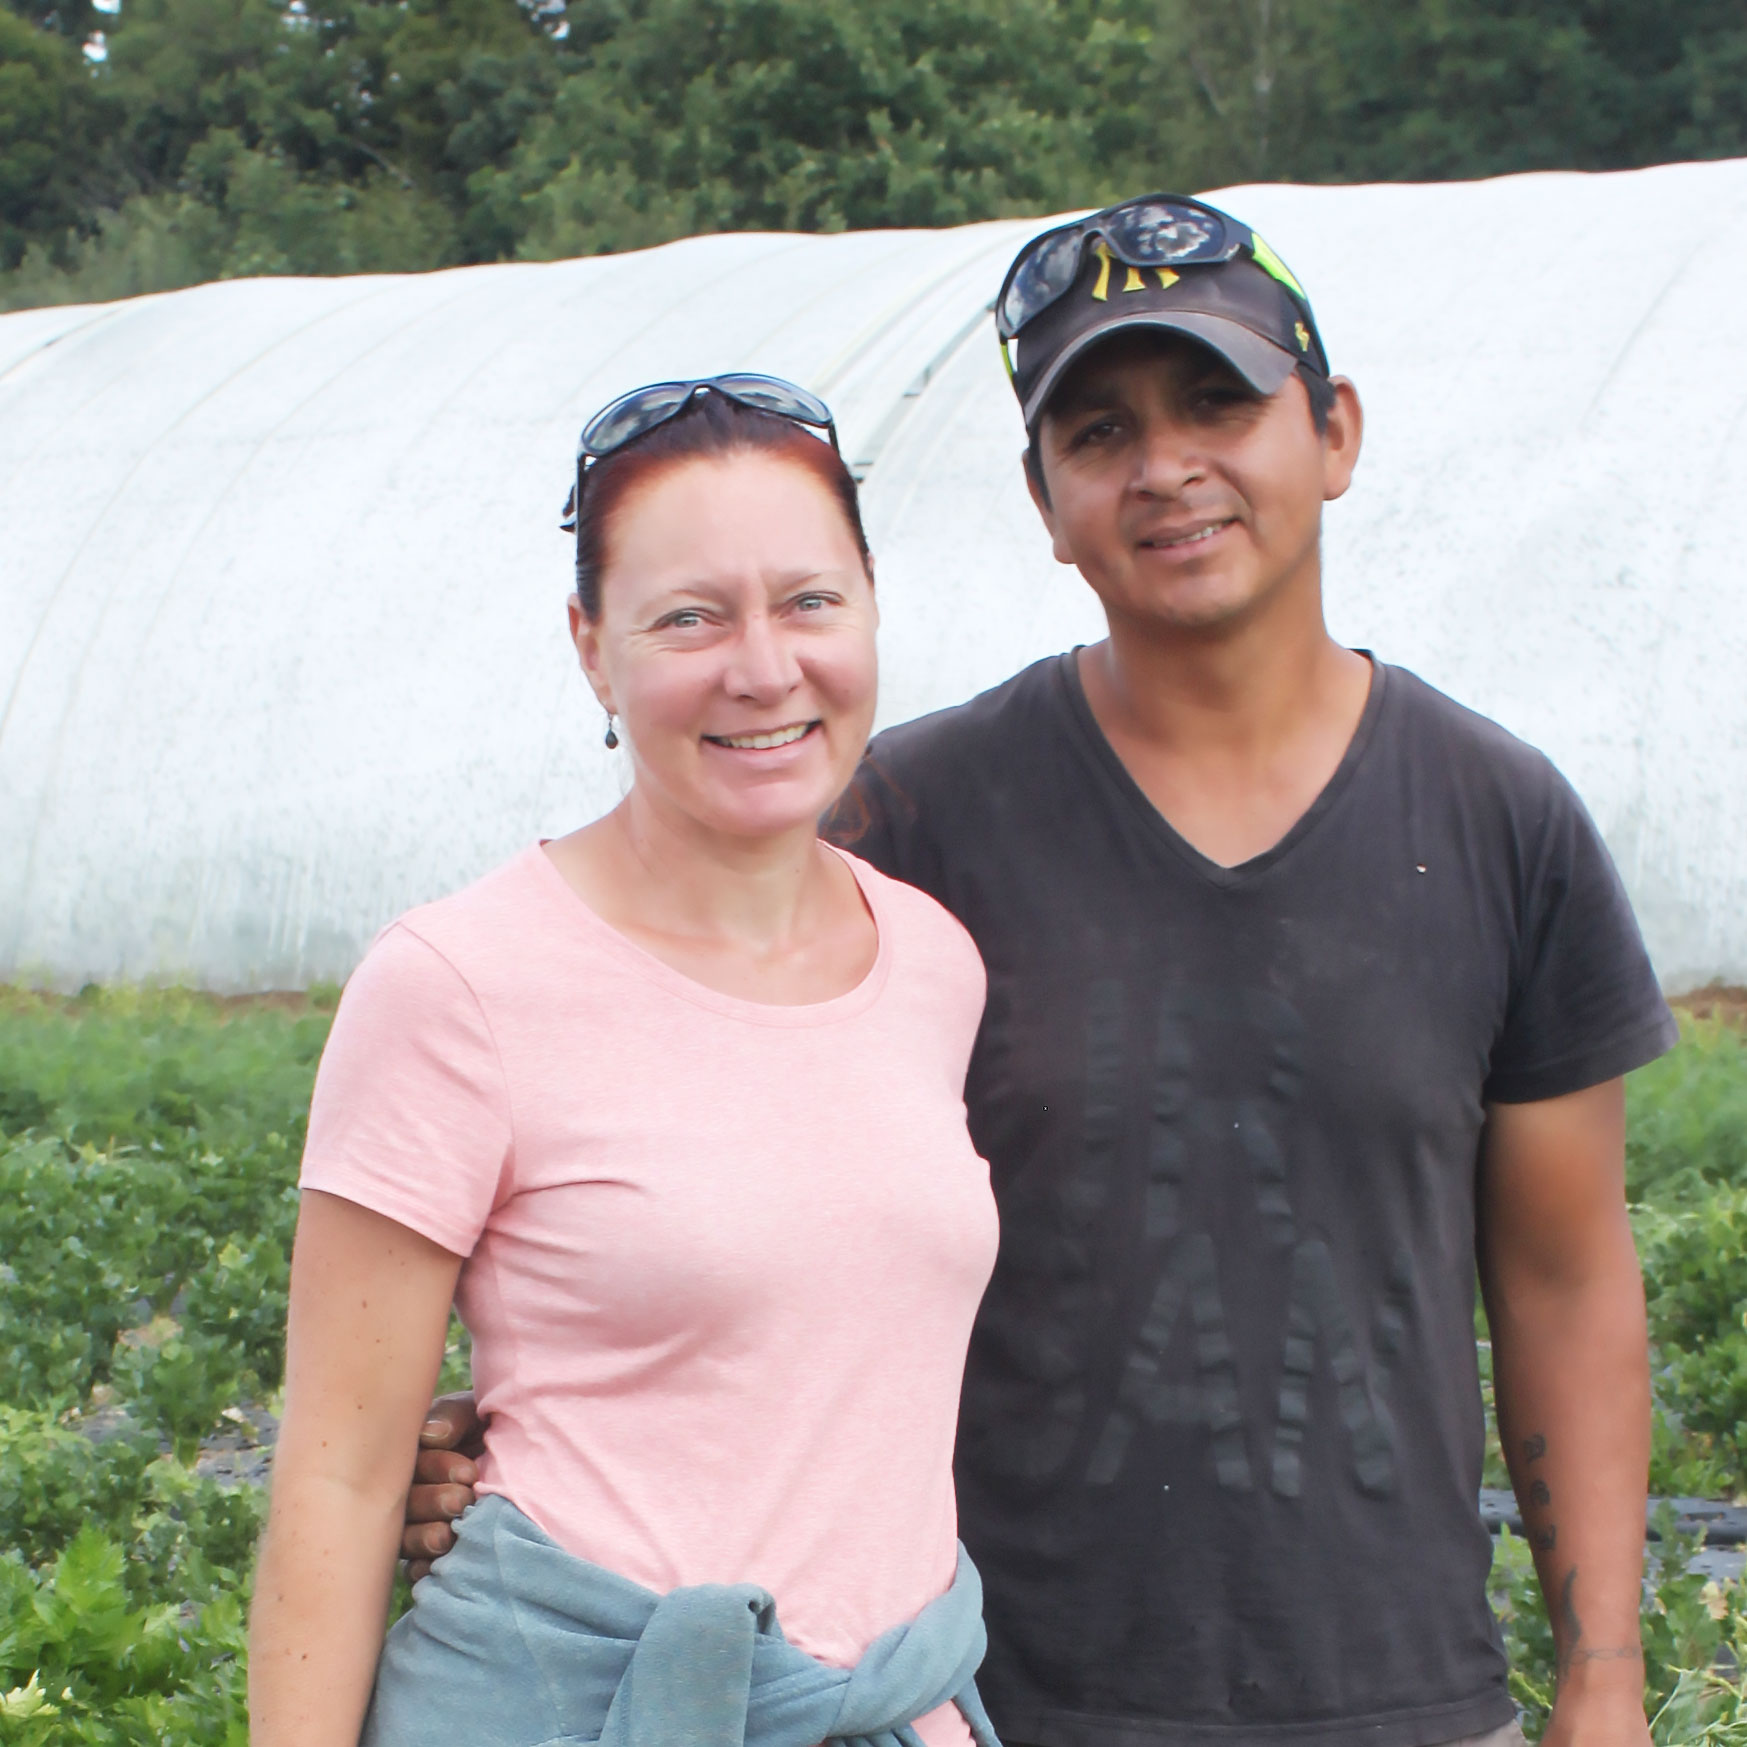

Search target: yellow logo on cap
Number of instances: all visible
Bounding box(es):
[1294,321,1310,350]
[1094,246,1182,302]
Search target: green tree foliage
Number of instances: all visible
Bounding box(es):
[1147,0,1747,187]
[2,0,1745,306]
[490,0,1143,259]
[0,6,109,268]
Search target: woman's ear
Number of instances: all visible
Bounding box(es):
[570,594,615,715]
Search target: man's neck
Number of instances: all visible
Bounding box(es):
[1078,588,1374,869]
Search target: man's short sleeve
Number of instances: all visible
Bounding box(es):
[300,923,513,1255]
[1484,774,1678,1104]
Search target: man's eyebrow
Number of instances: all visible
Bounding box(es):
[1047,351,1264,426]
[1047,376,1124,418]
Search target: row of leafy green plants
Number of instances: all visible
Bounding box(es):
[0,985,1743,1742]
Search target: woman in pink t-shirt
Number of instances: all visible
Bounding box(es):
[247,378,1000,1747]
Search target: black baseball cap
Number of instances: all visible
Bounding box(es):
[999,194,1330,430]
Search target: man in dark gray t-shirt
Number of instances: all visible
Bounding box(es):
[834,654,1668,1747]
[404,196,1672,1747]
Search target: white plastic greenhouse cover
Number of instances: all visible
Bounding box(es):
[3,158,1746,992]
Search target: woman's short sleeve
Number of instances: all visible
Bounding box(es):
[300,923,513,1257]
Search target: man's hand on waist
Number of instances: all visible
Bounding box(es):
[401,1390,484,1582]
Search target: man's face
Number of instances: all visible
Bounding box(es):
[1027,331,1361,635]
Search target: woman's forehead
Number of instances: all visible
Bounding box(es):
[615,448,841,518]
[603,473,863,601]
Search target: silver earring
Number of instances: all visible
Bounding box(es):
[603,713,619,751]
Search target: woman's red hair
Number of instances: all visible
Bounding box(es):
[572,391,869,620]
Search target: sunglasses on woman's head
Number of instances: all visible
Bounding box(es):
[560,375,839,531]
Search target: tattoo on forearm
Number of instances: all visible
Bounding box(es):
[1559,1566,1582,1651]
[1519,1434,1556,1550]
[1515,1441,1645,1680]
[1551,1568,1642,1676]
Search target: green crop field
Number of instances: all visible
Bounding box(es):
[0,985,1742,1742]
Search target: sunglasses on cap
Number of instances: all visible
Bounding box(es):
[995,193,1313,349]
[560,374,839,531]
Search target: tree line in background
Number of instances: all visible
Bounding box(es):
[1,0,1745,309]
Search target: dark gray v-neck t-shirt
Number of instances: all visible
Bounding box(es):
[828,653,1675,1747]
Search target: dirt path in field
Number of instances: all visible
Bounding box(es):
[1671,985,1747,1027]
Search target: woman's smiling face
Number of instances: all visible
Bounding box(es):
[573,450,878,843]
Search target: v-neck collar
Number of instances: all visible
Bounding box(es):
[1055,647,1388,891]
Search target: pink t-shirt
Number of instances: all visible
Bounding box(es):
[300,844,997,1747]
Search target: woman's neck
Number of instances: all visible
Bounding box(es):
[542,789,876,1004]
[590,792,828,952]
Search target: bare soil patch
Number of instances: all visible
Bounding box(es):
[1672,984,1747,1028]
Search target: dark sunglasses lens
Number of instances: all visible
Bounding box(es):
[580,382,695,456]
[1001,228,1083,336]
[1103,198,1227,265]
[711,374,833,428]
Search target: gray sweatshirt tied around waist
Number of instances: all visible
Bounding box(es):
[362,1493,1002,1747]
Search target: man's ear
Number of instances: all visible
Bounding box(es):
[1321,377,1364,504]
[1022,448,1076,566]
